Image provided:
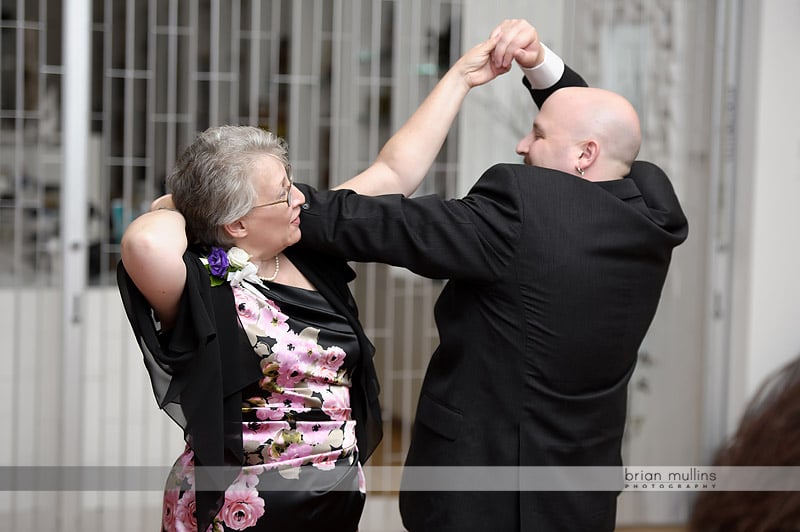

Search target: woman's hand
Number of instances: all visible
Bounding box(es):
[455,33,509,89]
[150,193,176,211]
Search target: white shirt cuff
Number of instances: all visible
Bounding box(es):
[520,43,565,90]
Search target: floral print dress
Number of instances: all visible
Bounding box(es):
[161,278,365,532]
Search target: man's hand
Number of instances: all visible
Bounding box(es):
[490,19,544,71]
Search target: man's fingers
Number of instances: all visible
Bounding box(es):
[491,19,538,69]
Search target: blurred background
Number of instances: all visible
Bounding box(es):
[0,0,798,530]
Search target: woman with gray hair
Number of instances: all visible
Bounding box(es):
[117,32,513,532]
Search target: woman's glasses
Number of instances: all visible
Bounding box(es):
[252,174,294,209]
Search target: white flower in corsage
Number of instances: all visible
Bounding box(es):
[201,246,263,288]
[227,246,251,270]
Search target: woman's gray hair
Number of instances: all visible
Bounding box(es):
[166,125,290,248]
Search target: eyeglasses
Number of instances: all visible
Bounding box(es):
[252,173,293,209]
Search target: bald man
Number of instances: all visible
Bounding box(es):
[518,86,643,182]
[296,20,688,532]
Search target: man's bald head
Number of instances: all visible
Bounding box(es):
[516,86,642,181]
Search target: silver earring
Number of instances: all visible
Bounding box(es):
[576,165,585,176]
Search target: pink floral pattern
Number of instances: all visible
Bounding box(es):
[174,491,198,532]
[219,488,266,530]
[163,489,180,530]
[161,282,363,531]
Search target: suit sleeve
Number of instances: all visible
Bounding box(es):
[522,64,588,109]
[297,164,523,282]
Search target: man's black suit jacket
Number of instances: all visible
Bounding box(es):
[295,73,688,532]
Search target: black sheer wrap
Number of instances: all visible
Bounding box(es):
[117,249,262,532]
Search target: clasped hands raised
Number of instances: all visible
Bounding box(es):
[454,19,546,90]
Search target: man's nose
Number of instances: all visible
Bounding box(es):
[515,136,529,155]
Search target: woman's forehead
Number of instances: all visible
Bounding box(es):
[251,154,287,182]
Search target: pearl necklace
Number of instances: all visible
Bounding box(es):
[258,255,280,282]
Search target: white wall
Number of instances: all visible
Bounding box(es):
[728,0,800,431]
[0,288,183,531]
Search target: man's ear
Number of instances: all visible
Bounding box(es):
[579,139,600,167]
[224,219,247,239]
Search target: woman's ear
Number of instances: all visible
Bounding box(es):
[223,219,247,240]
